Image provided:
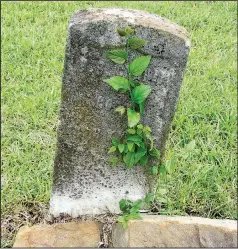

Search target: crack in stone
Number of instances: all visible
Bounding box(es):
[195,224,205,248]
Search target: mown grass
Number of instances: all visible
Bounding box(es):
[1,1,237,247]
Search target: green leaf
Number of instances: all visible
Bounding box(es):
[145,131,152,139]
[104,76,130,93]
[127,108,140,128]
[149,148,160,158]
[134,147,147,164]
[119,199,127,212]
[127,135,142,143]
[139,101,145,115]
[140,142,146,149]
[131,84,151,104]
[129,56,151,76]
[118,144,125,153]
[140,154,148,166]
[130,199,143,212]
[136,125,143,135]
[125,26,135,35]
[115,106,126,115]
[117,216,128,229]
[127,212,142,220]
[128,37,147,49]
[106,50,128,64]
[148,166,159,176]
[134,141,142,147]
[127,142,134,152]
[144,127,152,141]
[108,146,117,153]
[109,157,120,166]
[112,138,119,147]
[160,165,167,176]
[123,152,135,168]
[127,128,136,134]
[137,124,143,130]
[129,80,137,87]
[145,192,153,204]
[137,130,142,136]
[117,28,127,36]
[152,166,159,176]
[143,126,152,133]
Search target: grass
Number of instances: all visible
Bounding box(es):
[1,1,237,247]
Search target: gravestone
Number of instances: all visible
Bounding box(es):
[50,8,190,217]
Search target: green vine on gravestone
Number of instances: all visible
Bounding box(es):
[104,26,167,228]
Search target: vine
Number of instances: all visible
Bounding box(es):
[104,26,166,228]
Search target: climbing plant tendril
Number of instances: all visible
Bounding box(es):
[104,26,167,228]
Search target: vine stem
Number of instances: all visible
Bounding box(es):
[166,170,169,211]
[125,36,135,111]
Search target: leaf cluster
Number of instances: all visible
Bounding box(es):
[104,26,173,229]
[108,123,161,174]
[104,26,163,174]
[118,193,152,229]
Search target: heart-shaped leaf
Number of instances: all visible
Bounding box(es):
[106,50,128,64]
[118,144,125,153]
[112,138,119,146]
[127,142,134,152]
[123,152,135,168]
[125,26,135,35]
[127,108,140,128]
[104,76,130,92]
[128,37,147,49]
[108,146,117,153]
[140,154,148,166]
[143,126,152,133]
[130,199,142,212]
[129,56,151,76]
[119,199,127,212]
[134,147,147,164]
[115,106,126,115]
[117,28,127,36]
[127,135,142,143]
[132,84,151,104]
[127,128,136,134]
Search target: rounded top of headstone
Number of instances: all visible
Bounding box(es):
[70,8,189,42]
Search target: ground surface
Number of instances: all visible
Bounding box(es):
[1,1,237,247]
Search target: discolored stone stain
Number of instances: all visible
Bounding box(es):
[50,8,190,217]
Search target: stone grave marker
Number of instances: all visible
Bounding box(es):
[50,8,190,217]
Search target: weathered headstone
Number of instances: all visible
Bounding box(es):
[50,8,190,217]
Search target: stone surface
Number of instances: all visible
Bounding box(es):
[13,221,101,247]
[112,215,238,247]
[50,8,190,216]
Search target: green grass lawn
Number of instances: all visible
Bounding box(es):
[1,1,237,247]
